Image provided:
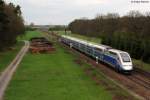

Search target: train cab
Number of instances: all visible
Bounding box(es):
[108,49,133,72]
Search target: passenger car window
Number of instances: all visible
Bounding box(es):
[95,48,102,52]
[109,51,117,58]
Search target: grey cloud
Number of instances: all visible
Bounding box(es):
[5,0,150,25]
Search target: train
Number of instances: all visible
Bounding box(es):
[60,35,133,73]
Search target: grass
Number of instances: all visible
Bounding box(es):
[18,31,42,40]
[56,31,102,44]
[0,42,23,74]
[133,59,150,71]
[4,31,112,100]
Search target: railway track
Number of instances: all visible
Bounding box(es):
[127,74,150,90]
[135,68,150,79]
[127,68,150,91]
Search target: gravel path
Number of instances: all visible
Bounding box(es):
[0,41,29,100]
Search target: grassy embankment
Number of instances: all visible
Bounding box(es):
[133,59,150,71]
[56,31,150,71]
[4,31,113,100]
[0,40,23,74]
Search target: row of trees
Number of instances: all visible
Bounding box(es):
[0,0,25,50]
[49,25,68,31]
[68,11,150,63]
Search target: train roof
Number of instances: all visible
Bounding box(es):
[62,35,131,56]
[99,44,112,49]
[62,35,88,45]
[109,49,128,54]
[62,35,108,50]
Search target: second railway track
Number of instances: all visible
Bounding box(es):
[127,73,150,90]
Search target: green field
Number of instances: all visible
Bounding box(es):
[0,42,23,73]
[133,59,150,71]
[4,31,112,100]
[56,31,150,71]
[18,31,42,40]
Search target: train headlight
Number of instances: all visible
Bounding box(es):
[122,65,133,70]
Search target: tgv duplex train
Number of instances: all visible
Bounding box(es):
[60,35,133,73]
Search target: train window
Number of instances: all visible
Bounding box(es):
[109,51,117,57]
[95,48,102,52]
[120,53,130,62]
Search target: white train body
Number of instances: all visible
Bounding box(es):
[61,35,133,73]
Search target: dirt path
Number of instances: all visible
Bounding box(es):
[0,41,29,100]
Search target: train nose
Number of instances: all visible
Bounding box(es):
[122,65,133,70]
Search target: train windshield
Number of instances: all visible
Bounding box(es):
[120,53,131,62]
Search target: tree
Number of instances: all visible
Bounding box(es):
[0,0,25,50]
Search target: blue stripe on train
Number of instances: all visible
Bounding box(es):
[103,55,118,68]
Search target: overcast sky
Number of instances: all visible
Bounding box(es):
[5,0,150,25]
